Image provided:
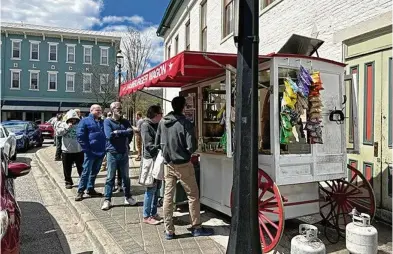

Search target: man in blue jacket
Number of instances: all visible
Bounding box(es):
[75,104,106,201]
[101,101,137,210]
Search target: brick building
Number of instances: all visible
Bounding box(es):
[0,22,121,122]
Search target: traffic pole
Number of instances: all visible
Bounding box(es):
[227,0,261,253]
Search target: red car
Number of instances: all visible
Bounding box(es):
[0,150,31,254]
[38,122,55,139]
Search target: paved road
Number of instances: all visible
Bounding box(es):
[14,140,96,254]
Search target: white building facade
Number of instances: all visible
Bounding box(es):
[157,0,391,111]
[156,0,393,219]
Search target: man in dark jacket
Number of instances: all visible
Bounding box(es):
[75,104,106,201]
[155,96,213,240]
[101,102,136,210]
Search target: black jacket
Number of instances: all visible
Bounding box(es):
[155,112,197,164]
[140,118,159,159]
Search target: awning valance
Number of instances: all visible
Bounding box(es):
[119,51,243,97]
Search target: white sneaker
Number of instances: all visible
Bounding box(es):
[124,197,137,206]
[101,200,111,210]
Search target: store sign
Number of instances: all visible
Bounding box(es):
[120,53,182,96]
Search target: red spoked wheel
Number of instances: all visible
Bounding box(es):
[319,164,376,231]
[230,169,285,253]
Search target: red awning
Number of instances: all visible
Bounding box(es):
[119,51,243,97]
[119,51,346,97]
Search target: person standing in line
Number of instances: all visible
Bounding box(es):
[141,105,163,225]
[100,112,109,172]
[156,96,213,240]
[101,102,137,210]
[75,104,106,201]
[56,110,84,189]
[54,113,64,161]
[74,109,82,119]
[100,112,122,191]
[133,111,144,161]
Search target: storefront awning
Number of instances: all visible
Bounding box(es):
[119,51,247,97]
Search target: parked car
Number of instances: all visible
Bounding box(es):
[38,121,55,139]
[0,125,16,161]
[1,121,44,151]
[0,148,31,254]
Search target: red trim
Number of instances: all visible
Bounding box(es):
[349,160,358,184]
[366,65,374,141]
[364,163,373,187]
[119,51,346,97]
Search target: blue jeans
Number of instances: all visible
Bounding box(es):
[77,155,104,193]
[143,180,162,218]
[104,152,131,201]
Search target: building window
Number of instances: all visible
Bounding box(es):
[66,44,76,63]
[223,0,234,37]
[48,43,58,62]
[65,72,75,92]
[201,0,207,51]
[30,41,40,61]
[363,62,375,145]
[10,69,21,89]
[167,45,171,60]
[100,74,109,93]
[48,71,58,91]
[29,70,40,90]
[83,73,92,92]
[261,0,276,9]
[174,35,179,55]
[185,20,190,50]
[11,39,21,59]
[83,46,93,64]
[100,47,109,65]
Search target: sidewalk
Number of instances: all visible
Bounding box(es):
[36,147,228,254]
[36,146,392,254]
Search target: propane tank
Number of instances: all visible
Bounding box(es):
[346,208,378,254]
[291,224,326,254]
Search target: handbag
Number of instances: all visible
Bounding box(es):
[152,150,164,180]
[138,158,154,187]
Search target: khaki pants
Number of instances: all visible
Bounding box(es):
[135,134,142,158]
[163,162,201,233]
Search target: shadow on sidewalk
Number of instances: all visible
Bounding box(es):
[19,201,74,254]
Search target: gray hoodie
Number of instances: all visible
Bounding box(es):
[56,110,82,153]
[155,112,196,164]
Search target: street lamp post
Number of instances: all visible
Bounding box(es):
[116,50,124,101]
[227,0,261,253]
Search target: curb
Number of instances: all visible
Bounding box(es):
[35,149,125,254]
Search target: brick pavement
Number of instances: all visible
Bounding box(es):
[36,147,228,254]
[36,146,393,254]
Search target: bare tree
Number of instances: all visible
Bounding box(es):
[121,26,157,123]
[76,64,118,110]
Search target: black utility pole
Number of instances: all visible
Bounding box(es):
[227,0,261,253]
[117,65,122,100]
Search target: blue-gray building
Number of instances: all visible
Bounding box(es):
[0,22,121,122]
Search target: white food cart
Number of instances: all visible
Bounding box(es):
[119,50,375,253]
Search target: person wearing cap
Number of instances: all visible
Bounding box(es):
[56,110,84,189]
